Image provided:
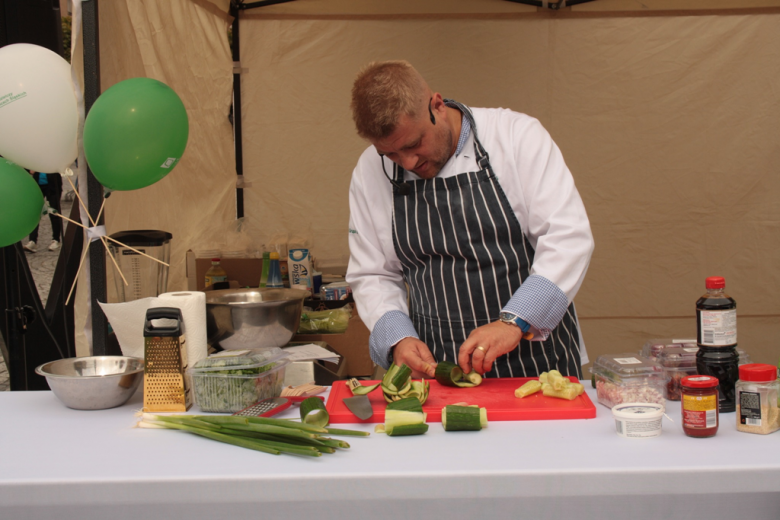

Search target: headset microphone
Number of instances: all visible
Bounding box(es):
[379,154,411,196]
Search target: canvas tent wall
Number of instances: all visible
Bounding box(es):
[78,0,780,369]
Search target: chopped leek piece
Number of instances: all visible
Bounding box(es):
[547,370,567,391]
[514,380,542,398]
[541,382,579,400]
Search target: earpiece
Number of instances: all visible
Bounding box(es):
[379,154,411,196]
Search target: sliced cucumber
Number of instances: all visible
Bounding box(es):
[300,397,329,427]
[435,361,482,388]
[442,405,485,431]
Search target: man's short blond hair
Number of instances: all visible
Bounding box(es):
[351,60,429,140]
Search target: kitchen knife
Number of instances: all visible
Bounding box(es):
[342,395,374,420]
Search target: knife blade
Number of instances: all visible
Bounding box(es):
[343,395,374,420]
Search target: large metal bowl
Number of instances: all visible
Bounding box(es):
[205,288,308,350]
[35,356,144,410]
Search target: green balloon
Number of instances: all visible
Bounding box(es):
[83,78,189,191]
[0,159,44,248]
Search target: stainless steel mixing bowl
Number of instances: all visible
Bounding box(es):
[35,356,144,410]
[205,287,309,350]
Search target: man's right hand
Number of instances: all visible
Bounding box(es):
[391,337,437,378]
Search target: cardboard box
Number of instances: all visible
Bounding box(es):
[186,250,265,291]
[293,306,374,377]
[186,251,372,375]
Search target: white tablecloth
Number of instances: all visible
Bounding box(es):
[1,384,778,520]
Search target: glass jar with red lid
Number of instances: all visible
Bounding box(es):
[681,375,720,437]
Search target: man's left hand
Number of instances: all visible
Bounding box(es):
[458,321,530,375]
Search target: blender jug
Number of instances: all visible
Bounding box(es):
[108,230,172,302]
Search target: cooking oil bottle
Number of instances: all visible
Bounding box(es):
[205,258,227,288]
[266,252,283,289]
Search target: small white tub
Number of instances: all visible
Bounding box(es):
[611,402,664,439]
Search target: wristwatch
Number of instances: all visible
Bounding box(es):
[499,312,531,333]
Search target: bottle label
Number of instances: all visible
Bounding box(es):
[614,357,642,365]
[739,391,762,426]
[205,275,227,286]
[698,309,737,346]
[682,395,718,428]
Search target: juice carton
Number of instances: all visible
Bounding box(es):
[288,248,312,290]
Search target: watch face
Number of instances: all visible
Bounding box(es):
[499,312,514,323]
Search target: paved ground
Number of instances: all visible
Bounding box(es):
[0,197,74,391]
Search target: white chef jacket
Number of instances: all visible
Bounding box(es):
[347,106,594,365]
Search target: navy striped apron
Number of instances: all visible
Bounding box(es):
[390,101,582,379]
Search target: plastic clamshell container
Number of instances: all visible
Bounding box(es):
[640,339,697,362]
[657,346,699,401]
[641,338,751,365]
[189,348,290,412]
[590,353,668,409]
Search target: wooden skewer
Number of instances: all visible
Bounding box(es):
[65,244,90,306]
[62,196,128,303]
[105,236,170,267]
[64,176,96,227]
[51,212,170,267]
[104,239,129,287]
[90,198,129,287]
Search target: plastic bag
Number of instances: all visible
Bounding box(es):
[297,306,352,334]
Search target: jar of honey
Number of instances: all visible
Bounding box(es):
[681,375,720,438]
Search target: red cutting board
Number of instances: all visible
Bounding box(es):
[326,377,597,423]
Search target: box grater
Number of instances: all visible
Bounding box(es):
[143,307,192,412]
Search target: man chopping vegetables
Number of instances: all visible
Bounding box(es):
[346,60,594,380]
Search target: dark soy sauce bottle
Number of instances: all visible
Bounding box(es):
[696,276,739,413]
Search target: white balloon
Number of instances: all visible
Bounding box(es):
[0,44,78,174]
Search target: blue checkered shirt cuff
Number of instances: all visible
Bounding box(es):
[369,310,419,369]
[501,275,569,341]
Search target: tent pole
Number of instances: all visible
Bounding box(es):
[82,0,109,355]
[240,0,296,9]
[230,3,244,219]
[504,0,597,9]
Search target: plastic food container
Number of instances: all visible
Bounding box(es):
[190,348,290,412]
[736,363,780,435]
[590,353,667,409]
[612,403,665,439]
[641,339,697,362]
[657,346,699,401]
[640,338,752,365]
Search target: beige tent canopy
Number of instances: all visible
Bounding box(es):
[76,0,780,368]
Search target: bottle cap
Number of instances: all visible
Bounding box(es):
[681,375,719,389]
[211,258,220,262]
[705,276,725,289]
[269,252,280,260]
[738,363,778,382]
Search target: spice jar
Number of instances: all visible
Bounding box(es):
[681,375,719,438]
[736,363,780,435]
